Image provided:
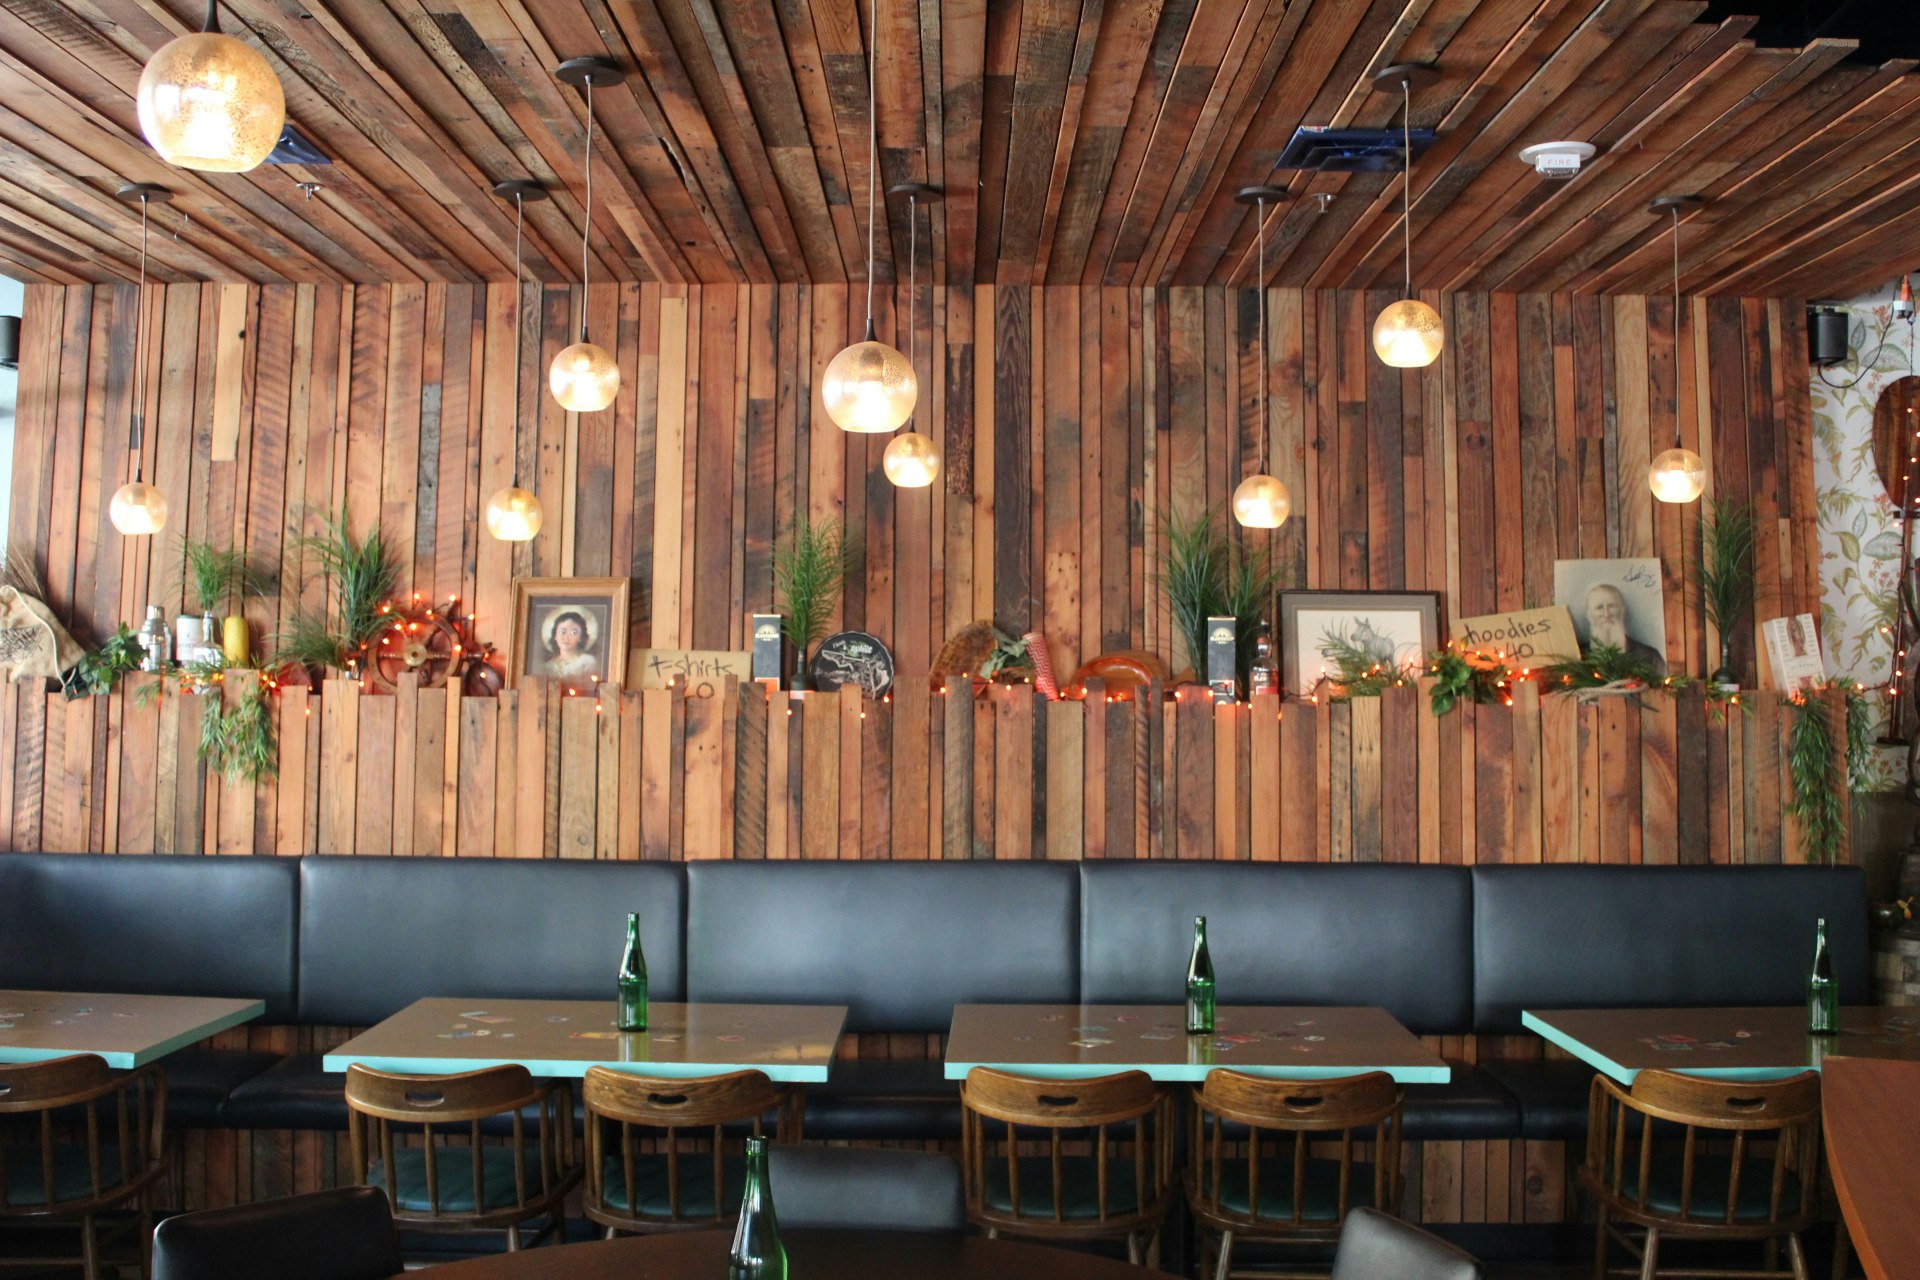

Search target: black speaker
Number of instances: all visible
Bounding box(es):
[0,315,18,371]
[1808,307,1849,366]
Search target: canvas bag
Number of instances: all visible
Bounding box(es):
[0,585,84,681]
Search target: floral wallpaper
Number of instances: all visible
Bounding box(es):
[1809,279,1915,792]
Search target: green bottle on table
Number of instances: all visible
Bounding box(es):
[1186,915,1216,1035]
[1808,916,1838,1036]
[730,1136,786,1280]
[617,912,648,1032]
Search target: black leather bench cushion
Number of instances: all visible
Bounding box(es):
[297,857,686,1026]
[221,1053,347,1130]
[1401,1063,1521,1142]
[801,1058,962,1142]
[1479,1058,1597,1141]
[1078,863,1474,1036]
[685,862,1079,1034]
[0,852,300,1019]
[154,1047,287,1129]
[1471,865,1871,1034]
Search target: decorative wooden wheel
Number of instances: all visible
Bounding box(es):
[368,601,471,692]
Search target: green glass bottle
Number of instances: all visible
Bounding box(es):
[1186,915,1216,1035]
[729,1136,786,1280]
[1808,916,1838,1036]
[617,912,648,1032]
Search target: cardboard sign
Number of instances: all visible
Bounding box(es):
[1451,605,1580,666]
[629,648,752,697]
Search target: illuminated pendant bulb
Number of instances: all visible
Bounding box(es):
[110,183,171,537]
[549,57,623,415]
[484,486,544,541]
[1649,447,1706,504]
[883,431,940,487]
[825,0,917,434]
[137,2,285,172]
[1232,186,1292,528]
[110,481,171,536]
[488,180,550,541]
[1372,65,1443,369]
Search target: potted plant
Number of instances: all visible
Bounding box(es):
[272,508,400,681]
[1155,507,1281,690]
[771,515,858,691]
[1695,498,1755,688]
[182,538,270,668]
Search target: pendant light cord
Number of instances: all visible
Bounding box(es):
[907,191,917,418]
[1670,205,1683,450]
[1402,79,1413,300]
[201,0,220,34]
[512,191,525,488]
[130,193,150,485]
[862,0,878,339]
[581,76,594,344]
[1257,195,1268,475]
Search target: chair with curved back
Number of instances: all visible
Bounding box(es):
[0,1053,169,1280]
[1187,1068,1405,1280]
[343,1063,577,1252]
[1331,1206,1484,1279]
[582,1066,799,1236]
[960,1067,1174,1266]
[1581,1068,1822,1280]
[152,1186,401,1280]
[767,1145,964,1233]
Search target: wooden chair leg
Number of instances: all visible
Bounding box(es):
[1215,1228,1234,1280]
[79,1212,99,1280]
[1788,1233,1811,1280]
[507,1224,521,1252]
[1146,1225,1162,1271]
[604,1225,618,1241]
[140,1186,155,1280]
[1832,1220,1854,1280]
[1593,1207,1610,1280]
[1640,1226,1660,1280]
[1126,1231,1141,1266]
[1767,1239,1781,1273]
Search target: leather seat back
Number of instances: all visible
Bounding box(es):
[767,1146,965,1232]
[1331,1206,1483,1279]
[685,862,1078,1033]
[1078,863,1474,1035]
[0,852,299,1019]
[297,857,685,1025]
[1472,865,1871,1033]
[153,1185,401,1280]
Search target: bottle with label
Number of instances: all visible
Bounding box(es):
[729,1136,786,1280]
[617,912,648,1032]
[1248,623,1278,698]
[1808,916,1838,1036]
[1186,915,1216,1035]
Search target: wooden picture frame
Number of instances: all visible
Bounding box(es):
[1277,590,1442,696]
[507,577,630,694]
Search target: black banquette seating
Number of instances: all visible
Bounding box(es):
[0,852,1871,1150]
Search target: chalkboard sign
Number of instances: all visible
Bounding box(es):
[810,631,895,698]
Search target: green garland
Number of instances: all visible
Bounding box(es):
[1314,626,1413,700]
[1535,643,1669,691]
[1425,647,1511,716]
[200,680,279,784]
[1784,679,1872,865]
[61,625,146,700]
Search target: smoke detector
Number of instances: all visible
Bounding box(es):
[1518,141,1596,179]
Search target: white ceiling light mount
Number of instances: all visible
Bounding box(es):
[1517,141,1597,180]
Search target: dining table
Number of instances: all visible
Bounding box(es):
[944,1003,1451,1083]
[386,1227,1170,1279]
[1521,1005,1920,1085]
[323,999,848,1081]
[0,989,265,1068]
[1821,1056,1920,1280]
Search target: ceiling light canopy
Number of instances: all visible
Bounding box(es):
[486,179,549,542]
[549,57,622,415]
[1371,64,1444,370]
[137,2,285,173]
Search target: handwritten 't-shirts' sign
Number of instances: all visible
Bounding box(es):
[1450,605,1581,666]
[629,649,752,697]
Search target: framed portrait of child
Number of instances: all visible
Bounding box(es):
[507,577,630,695]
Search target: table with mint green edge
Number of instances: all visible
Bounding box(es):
[1521,1006,1920,1085]
[0,990,265,1068]
[944,1004,1451,1083]
[323,999,848,1082]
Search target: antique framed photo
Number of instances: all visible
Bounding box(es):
[1552,557,1667,675]
[1278,590,1442,696]
[507,577,630,695]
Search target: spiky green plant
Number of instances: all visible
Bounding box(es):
[772,515,859,655]
[271,508,399,675]
[181,538,269,615]
[1695,498,1756,679]
[1155,508,1282,686]
[201,681,278,783]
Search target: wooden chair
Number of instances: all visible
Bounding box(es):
[0,1053,168,1280]
[1581,1069,1822,1280]
[343,1063,578,1251]
[960,1067,1173,1266]
[581,1066,800,1236]
[1186,1069,1405,1280]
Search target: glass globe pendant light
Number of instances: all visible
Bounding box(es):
[1648,195,1707,504]
[485,180,548,542]
[137,1,285,173]
[109,183,171,537]
[548,57,623,414]
[822,0,916,433]
[1231,186,1292,529]
[1372,66,1444,369]
[883,182,942,488]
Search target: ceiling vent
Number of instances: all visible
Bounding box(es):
[1272,126,1436,173]
[265,125,330,166]
[1518,141,1596,179]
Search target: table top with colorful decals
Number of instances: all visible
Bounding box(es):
[942,1004,1452,1083]
[322,999,848,1082]
[0,990,265,1068]
[1522,1006,1920,1085]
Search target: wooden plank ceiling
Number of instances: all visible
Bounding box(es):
[0,0,1916,297]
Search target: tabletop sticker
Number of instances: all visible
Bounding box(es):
[1217,1034,1258,1045]
[571,1031,619,1041]
[1733,1030,1753,1039]
[718,1034,746,1043]
[1304,1035,1324,1043]
[1652,1042,1694,1052]
[438,1031,478,1039]
[546,1016,571,1024]
[1211,1040,1235,1051]
[0,1022,14,1030]
[1702,1041,1734,1050]
[1139,1032,1174,1041]
[1070,1038,1111,1048]
[1115,1015,1138,1023]
[651,1035,682,1044]
[1657,1034,1698,1044]
[463,1013,512,1024]
[1074,1026,1108,1035]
